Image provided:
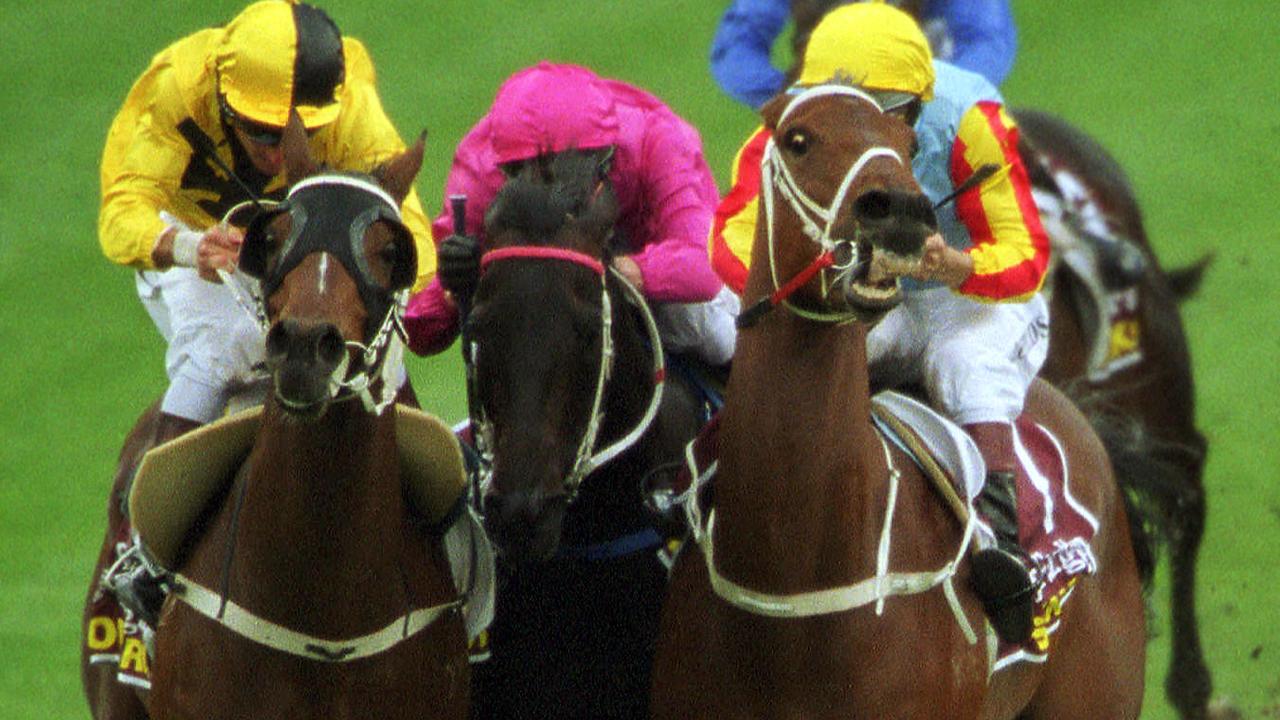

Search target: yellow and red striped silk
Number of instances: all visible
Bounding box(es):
[709,126,770,296]
[950,101,1049,301]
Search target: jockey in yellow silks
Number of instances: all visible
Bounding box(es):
[97,1,434,625]
[99,0,432,440]
[708,2,1050,645]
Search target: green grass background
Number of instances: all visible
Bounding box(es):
[2,1,1276,717]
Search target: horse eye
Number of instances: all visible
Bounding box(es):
[783,128,809,156]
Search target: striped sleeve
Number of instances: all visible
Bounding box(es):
[950,101,1050,302]
[709,127,771,295]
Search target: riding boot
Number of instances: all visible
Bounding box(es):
[108,412,202,626]
[964,422,1035,645]
[104,538,173,628]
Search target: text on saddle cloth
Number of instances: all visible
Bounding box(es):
[872,392,1102,668]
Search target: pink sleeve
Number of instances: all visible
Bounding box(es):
[404,277,460,356]
[629,114,724,303]
[431,118,502,244]
[407,120,498,357]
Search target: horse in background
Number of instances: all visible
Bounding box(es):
[459,150,704,719]
[1014,106,1216,720]
[651,84,1154,719]
[81,119,475,719]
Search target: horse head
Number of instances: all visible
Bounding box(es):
[241,114,424,419]
[748,84,936,326]
[465,150,622,563]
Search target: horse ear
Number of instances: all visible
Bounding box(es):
[282,110,318,184]
[761,93,791,132]
[376,130,427,205]
[580,181,619,249]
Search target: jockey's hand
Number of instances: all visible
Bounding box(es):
[151,224,243,283]
[612,255,644,292]
[908,233,973,287]
[438,234,481,305]
[195,225,244,283]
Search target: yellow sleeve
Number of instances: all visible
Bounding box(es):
[951,101,1050,301]
[320,38,435,292]
[709,127,771,295]
[98,46,200,269]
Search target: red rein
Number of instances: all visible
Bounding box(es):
[735,250,835,329]
[480,246,606,275]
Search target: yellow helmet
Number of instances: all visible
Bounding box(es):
[215,0,345,130]
[797,2,935,101]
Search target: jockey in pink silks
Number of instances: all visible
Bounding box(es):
[404,61,739,365]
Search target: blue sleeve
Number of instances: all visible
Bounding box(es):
[933,0,1017,86]
[709,0,791,109]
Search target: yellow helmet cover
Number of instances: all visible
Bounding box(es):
[215,0,345,129]
[798,2,935,101]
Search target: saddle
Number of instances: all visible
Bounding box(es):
[1029,159,1146,382]
[129,404,468,570]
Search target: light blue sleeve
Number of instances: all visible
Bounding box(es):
[931,0,1017,86]
[709,0,792,109]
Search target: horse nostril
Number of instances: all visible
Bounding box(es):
[853,190,893,223]
[315,325,346,367]
[265,319,296,363]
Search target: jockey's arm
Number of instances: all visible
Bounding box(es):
[404,121,499,357]
[709,0,791,108]
[708,127,772,296]
[99,81,201,273]
[626,115,724,304]
[935,0,1018,87]
[947,101,1049,302]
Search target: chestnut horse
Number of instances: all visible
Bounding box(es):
[784,5,1215,716]
[81,121,472,719]
[460,152,703,719]
[650,85,1151,718]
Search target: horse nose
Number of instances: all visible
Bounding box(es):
[482,488,570,563]
[852,188,936,228]
[265,318,348,369]
[851,189,938,256]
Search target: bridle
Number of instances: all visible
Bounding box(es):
[465,245,667,503]
[739,84,908,328]
[233,173,414,415]
[679,85,982,643]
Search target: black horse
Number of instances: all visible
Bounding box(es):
[460,151,704,719]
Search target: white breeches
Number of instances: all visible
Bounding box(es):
[654,286,741,367]
[867,287,1049,425]
[135,268,269,422]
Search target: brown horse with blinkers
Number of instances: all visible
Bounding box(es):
[81,118,473,719]
[650,84,1152,719]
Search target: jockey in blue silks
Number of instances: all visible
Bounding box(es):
[709,0,1016,108]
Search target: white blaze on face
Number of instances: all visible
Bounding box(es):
[317,252,332,295]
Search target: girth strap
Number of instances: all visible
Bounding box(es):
[171,574,462,663]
